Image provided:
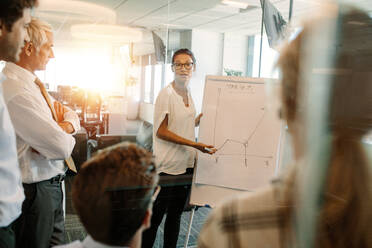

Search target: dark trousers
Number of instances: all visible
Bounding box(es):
[0,224,15,248]
[142,168,193,248]
[13,177,65,248]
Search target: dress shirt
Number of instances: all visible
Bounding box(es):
[0,73,24,227]
[2,62,80,183]
[53,235,130,248]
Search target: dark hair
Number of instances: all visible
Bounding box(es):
[72,142,159,246]
[172,48,196,64]
[0,0,37,31]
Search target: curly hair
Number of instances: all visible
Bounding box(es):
[0,0,37,32]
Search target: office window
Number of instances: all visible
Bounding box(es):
[129,66,141,101]
[144,65,152,103]
[153,64,162,101]
[164,64,174,86]
[252,34,279,78]
[250,27,302,79]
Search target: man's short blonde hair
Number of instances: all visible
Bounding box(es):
[26,17,53,51]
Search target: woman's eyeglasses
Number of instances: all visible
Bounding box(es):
[173,62,194,70]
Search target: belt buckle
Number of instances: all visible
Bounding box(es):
[52,174,65,183]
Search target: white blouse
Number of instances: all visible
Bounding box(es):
[153,84,197,175]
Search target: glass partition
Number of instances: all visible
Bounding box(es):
[5,1,372,248]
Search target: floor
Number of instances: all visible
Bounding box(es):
[64,175,211,248]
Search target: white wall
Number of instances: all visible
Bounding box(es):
[223,33,248,76]
[190,29,224,113]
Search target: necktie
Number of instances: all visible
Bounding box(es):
[34,77,77,173]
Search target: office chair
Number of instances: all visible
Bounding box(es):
[81,91,103,139]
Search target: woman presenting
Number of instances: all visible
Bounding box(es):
[142,48,216,248]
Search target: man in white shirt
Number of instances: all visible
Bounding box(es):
[2,17,80,248]
[55,142,159,248]
[0,1,37,248]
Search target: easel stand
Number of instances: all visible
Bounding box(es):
[184,206,196,248]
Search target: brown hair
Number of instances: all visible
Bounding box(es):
[72,142,159,246]
[277,6,372,248]
[0,0,37,31]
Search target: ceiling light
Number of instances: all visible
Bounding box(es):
[70,24,143,44]
[221,0,250,9]
[36,0,116,24]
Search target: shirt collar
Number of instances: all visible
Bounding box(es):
[2,62,36,85]
[82,235,129,248]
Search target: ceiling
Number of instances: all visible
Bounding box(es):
[35,0,372,49]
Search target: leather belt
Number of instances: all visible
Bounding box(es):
[49,174,65,184]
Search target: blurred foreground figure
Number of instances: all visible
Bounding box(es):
[198,5,372,248]
[55,142,159,248]
[0,1,37,248]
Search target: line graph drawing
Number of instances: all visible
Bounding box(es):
[195,77,282,191]
[212,90,272,168]
[214,138,273,166]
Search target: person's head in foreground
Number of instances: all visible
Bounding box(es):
[0,0,37,62]
[198,4,372,248]
[72,142,159,248]
[277,5,372,247]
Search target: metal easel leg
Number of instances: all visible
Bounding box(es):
[184,206,195,248]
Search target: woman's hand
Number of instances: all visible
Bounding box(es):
[193,142,217,154]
